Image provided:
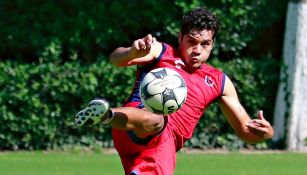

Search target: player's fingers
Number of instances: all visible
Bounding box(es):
[247,125,270,138]
[144,34,153,44]
[145,34,154,49]
[246,120,261,127]
[152,37,157,45]
[246,117,274,139]
[246,122,269,133]
[257,110,264,120]
[252,118,271,128]
[132,40,140,50]
[133,39,146,50]
[139,39,147,50]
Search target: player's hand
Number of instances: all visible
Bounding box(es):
[128,34,157,63]
[245,110,274,140]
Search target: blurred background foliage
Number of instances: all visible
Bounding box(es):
[0,0,287,150]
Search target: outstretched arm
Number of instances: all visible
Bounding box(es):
[218,76,274,144]
[109,34,163,67]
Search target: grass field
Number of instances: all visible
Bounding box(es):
[0,151,306,175]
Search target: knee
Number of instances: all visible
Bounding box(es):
[141,113,165,135]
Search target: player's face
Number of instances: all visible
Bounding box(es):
[178,29,214,70]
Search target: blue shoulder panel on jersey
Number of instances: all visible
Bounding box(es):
[221,73,226,96]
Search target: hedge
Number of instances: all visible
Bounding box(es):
[0,58,135,150]
[0,55,279,150]
[0,0,287,61]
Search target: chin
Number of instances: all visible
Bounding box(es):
[186,64,200,72]
[192,63,202,69]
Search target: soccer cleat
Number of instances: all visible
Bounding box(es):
[75,99,113,126]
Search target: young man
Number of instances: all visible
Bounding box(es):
[75,7,274,175]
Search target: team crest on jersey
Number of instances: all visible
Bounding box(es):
[205,75,214,87]
[174,60,185,69]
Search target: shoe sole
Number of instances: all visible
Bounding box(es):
[75,99,109,126]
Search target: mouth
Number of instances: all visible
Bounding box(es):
[191,57,200,62]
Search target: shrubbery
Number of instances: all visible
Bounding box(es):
[0,58,135,150]
[0,56,279,150]
[0,0,287,62]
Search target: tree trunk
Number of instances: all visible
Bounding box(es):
[273,0,307,151]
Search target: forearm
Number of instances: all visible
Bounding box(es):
[221,106,272,144]
[221,107,273,144]
[109,47,133,67]
[219,77,274,144]
[220,108,263,144]
[220,109,274,144]
[109,35,161,67]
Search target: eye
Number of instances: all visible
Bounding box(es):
[187,39,197,45]
[201,41,211,48]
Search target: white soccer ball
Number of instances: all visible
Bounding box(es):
[140,68,187,114]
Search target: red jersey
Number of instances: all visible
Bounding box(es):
[125,43,225,142]
[112,43,225,175]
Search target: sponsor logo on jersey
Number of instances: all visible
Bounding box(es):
[205,75,214,87]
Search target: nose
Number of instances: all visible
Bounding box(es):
[193,44,202,54]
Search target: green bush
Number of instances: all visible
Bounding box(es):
[0,58,135,150]
[0,0,287,61]
[0,55,279,150]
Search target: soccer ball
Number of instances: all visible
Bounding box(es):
[140,68,187,114]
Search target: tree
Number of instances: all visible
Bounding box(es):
[273,0,307,151]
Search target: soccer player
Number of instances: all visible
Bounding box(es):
[75,7,274,175]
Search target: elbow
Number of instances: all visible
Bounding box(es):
[109,55,121,67]
[142,114,165,134]
[109,47,131,67]
[109,60,119,67]
[109,54,131,67]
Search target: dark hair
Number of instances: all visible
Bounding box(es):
[181,7,219,39]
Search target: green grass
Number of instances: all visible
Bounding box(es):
[0,151,306,175]
[176,152,307,175]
